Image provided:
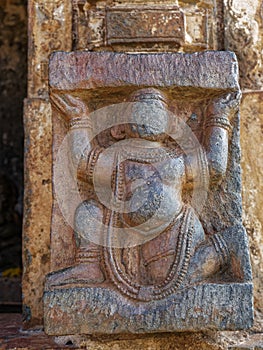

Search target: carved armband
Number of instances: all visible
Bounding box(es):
[69,117,92,130]
[77,146,104,184]
[205,114,231,132]
[76,246,102,264]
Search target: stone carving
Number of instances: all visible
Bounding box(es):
[224,0,263,89]
[46,88,235,297]
[44,51,253,335]
[106,6,185,45]
[28,0,72,98]
[72,1,219,51]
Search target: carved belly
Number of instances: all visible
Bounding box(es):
[122,159,183,227]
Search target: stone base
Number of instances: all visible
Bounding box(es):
[44,283,253,335]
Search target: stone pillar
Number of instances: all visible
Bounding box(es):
[224,0,263,316]
[23,0,72,326]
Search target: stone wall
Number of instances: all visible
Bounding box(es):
[22,0,263,348]
[224,1,263,319]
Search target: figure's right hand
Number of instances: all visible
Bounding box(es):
[50,92,90,123]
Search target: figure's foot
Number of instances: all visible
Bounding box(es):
[45,262,105,290]
[186,241,221,284]
[185,232,230,285]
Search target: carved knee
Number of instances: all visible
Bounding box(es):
[74,199,104,247]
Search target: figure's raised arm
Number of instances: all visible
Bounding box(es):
[204,91,241,183]
[50,92,100,183]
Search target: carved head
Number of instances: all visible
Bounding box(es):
[125,88,169,141]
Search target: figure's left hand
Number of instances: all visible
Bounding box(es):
[206,91,241,120]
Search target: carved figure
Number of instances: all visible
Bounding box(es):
[46,88,240,301]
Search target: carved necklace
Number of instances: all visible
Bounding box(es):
[102,148,194,301]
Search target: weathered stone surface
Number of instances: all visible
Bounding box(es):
[227,332,263,349]
[44,283,253,335]
[44,50,252,335]
[28,0,72,98]
[2,313,263,349]
[106,5,185,45]
[49,51,239,91]
[23,99,52,326]
[72,0,222,51]
[224,0,263,90]
[0,313,229,350]
[20,1,263,348]
[23,0,72,326]
[240,92,263,313]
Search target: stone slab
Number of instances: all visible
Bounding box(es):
[46,50,253,336]
[240,92,263,313]
[106,6,185,44]
[49,51,240,91]
[28,0,72,98]
[23,99,52,327]
[44,283,253,335]
[44,226,253,335]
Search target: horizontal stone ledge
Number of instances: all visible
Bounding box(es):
[49,51,240,92]
[44,282,253,335]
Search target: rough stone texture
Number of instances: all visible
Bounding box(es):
[23,99,52,327]
[44,283,253,335]
[72,0,222,52]
[106,6,185,45]
[49,51,239,91]
[28,0,72,98]
[20,0,263,348]
[240,92,263,313]
[0,313,226,350]
[22,0,73,327]
[224,0,263,90]
[44,50,253,335]
[2,314,263,349]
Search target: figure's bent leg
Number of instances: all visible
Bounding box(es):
[74,199,105,283]
[45,200,105,290]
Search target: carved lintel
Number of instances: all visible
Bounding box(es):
[105,6,185,45]
[72,1,219,51]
